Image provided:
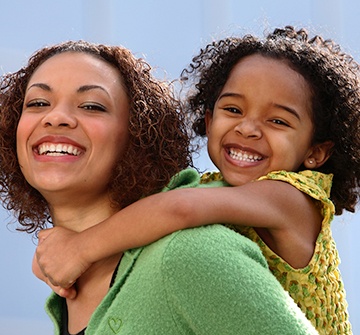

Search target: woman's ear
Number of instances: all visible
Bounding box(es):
[304,141,334,169]
[204,109,213,137]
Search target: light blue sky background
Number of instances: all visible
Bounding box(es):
[0,1,359,334]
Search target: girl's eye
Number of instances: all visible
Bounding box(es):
[26,99,49,108]
[224,107,241,114]
[271,119,289,127]
[79,103,106,112]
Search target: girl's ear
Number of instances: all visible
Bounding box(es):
[204,109,213,137]
[304,141,334,169]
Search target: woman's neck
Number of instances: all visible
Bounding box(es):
[66,254,122,334]
[44,193,122,333]
[49,196,117,232]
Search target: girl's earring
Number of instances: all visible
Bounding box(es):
[308,159,314,165]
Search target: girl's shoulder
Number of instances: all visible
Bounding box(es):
[258,170,333,201]
[200,171,224,183]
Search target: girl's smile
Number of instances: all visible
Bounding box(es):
[205,54,328,186]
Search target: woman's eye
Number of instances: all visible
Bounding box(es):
[26,100,49,108]
[80,103,106,112]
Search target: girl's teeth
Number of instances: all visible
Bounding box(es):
[229,149,262,162]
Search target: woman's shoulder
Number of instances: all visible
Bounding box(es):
[151,225,269,280]
[162,169,230,192]
[134,225,269,288]
[162,168,201,191]
[140,225,318,335]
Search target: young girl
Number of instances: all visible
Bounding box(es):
[35,27,360,334]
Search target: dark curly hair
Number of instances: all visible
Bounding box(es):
[181,26,360,215]
[0,40,192,233]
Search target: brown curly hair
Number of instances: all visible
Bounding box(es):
[0,40,192,233]
[181,26,360,215]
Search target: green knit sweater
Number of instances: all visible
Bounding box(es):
[45,169,318,335]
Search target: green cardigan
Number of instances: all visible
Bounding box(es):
[45,169,318,334]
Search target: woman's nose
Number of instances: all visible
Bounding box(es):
[234,119,262,138]
[41,105,77,128]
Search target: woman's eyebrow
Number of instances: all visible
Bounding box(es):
[26,83,110,98]
[217,92,243,100]
[77,85,110,97]
[27,83,51,91]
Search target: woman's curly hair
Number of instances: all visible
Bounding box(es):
[181,26,360,215]
[0,40,192,233]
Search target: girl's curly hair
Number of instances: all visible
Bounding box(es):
[0,40,192,233]
[181,26,360,215]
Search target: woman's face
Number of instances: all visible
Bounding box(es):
[17,52,130,204]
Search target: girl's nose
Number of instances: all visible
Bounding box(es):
[234,119,262,139]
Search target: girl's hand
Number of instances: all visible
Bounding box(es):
[32,253,77,299]
[35,227,92,295]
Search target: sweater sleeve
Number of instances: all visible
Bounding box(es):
[161,225,319,335]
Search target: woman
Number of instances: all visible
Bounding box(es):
[0,41,318,334]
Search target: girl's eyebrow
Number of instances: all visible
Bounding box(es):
[273,103,300,120]
[218,92,301,120]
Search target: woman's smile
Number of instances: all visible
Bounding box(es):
[17,52,130,202]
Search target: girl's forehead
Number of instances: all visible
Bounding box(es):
[219,54,313,118]
[227,54,309,89]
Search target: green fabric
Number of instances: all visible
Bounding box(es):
[45,169,318,335]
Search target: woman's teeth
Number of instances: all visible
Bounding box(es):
[38,143,80,156]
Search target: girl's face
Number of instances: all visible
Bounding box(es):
[17,52,130,205]
[206,54,331,186]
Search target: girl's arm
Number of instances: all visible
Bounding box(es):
[35,179,319,294]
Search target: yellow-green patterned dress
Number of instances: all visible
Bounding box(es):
[200,170,352,335]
